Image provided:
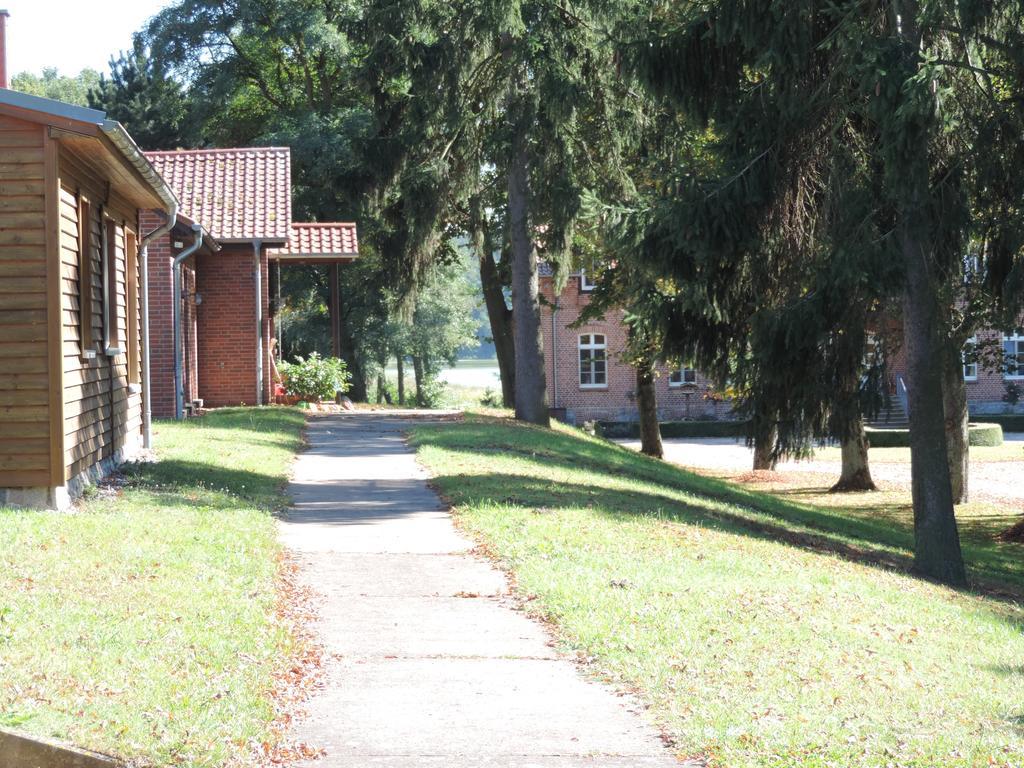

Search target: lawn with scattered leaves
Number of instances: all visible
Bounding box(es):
[411,414,1024,768]
[0,407,306,766]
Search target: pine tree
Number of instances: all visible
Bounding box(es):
[88,40,196,150]
[614,0,1024,586]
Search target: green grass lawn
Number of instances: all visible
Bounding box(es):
[0,407,305,766]
[411,414,1024,768]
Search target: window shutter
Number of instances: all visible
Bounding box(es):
[77,196,94,358]
[104,217,122,353]
[125,229,139,382]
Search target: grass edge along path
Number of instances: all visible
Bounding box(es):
[0,407,307,767]
[411,414,1024,768]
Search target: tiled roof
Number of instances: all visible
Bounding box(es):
[268,223,359,260]
[145,147,292,242]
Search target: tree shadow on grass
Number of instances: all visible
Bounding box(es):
[119,459,287,509]
[415,421,1024,599]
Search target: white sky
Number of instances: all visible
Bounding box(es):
[4,0,172,76]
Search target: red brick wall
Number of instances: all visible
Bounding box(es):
[887,326,1024,415]
[196,246,258,407]
[141,213,175,419]
[142,215,203,419]
[539,275,733,423]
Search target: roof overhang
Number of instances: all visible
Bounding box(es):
[0,88,177,213]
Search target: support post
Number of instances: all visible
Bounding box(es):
[329,263,341,358]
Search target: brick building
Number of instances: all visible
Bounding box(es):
[541,267,1024,425]
[144,147,358,419]
[886,327,1024,418]
[539,267,732,424]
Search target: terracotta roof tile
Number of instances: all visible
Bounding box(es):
[268,223,359,260]
[145,147,292,242]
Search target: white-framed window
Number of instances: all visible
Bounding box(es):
[668,366,697,387]
[1004,331,1024,379]
[579,270,596,292]
[963,336,978,381]
[578,333,607,388]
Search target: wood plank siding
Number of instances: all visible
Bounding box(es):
[58,145,143,483]
[0,115,51,487]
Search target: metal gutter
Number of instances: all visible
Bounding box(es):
[254,240,264,406]
[173,224,204,420]
[99,120,178,212]
[139,208,177,448]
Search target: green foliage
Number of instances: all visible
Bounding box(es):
[12,68,100,106]
[480,388,502,407]
[279,353,350,401]
[88,40,197,150]
[1004,381,1022,407]
[970,424,1005,448]
[406,252,481,382]
[866,424,1004,449]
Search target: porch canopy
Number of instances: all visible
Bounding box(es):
[267,222,358,264]
[268,222,359,358]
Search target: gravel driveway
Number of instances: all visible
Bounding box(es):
[618,434,1024,506]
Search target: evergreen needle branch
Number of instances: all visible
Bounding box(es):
[705,147,771,201]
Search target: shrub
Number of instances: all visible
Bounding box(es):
[1004,381,1021,407]
[969,423,1004,447]
[480,387,502,408]
[279,353,350,402]
[971,413,1024,432]
[866,423,1004,448]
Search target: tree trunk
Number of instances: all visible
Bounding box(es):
[752,420,778,471]
[900,208,967,586]
[412,355,425,407]
[332,265,367,401]
[376,372,386,404]
[942,342,969,504]
[895,1,966,587]
[471,194,516,408]
[479,242,515,408]
[636,358,663,458]
[507,110,549,426]
[397,354,406,406]
[832,417,876,492]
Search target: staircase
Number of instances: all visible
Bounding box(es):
[868,397,909,428]
[868,375,910,428]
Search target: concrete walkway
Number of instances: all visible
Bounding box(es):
[281,413,677,768]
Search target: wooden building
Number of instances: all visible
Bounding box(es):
[0,88,177,508]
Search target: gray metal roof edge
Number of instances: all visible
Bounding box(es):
[0,86,106,125]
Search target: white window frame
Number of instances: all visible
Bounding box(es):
[1004,331,1024,380]
[578,333,607,389]
[579,270,596,292]
[962,336,978,381]
[668,366,697,387]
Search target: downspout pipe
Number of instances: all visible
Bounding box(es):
[173,223,204,420]
[139,205,177,448]
[551,302,558,410]
[253,240,263,406]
